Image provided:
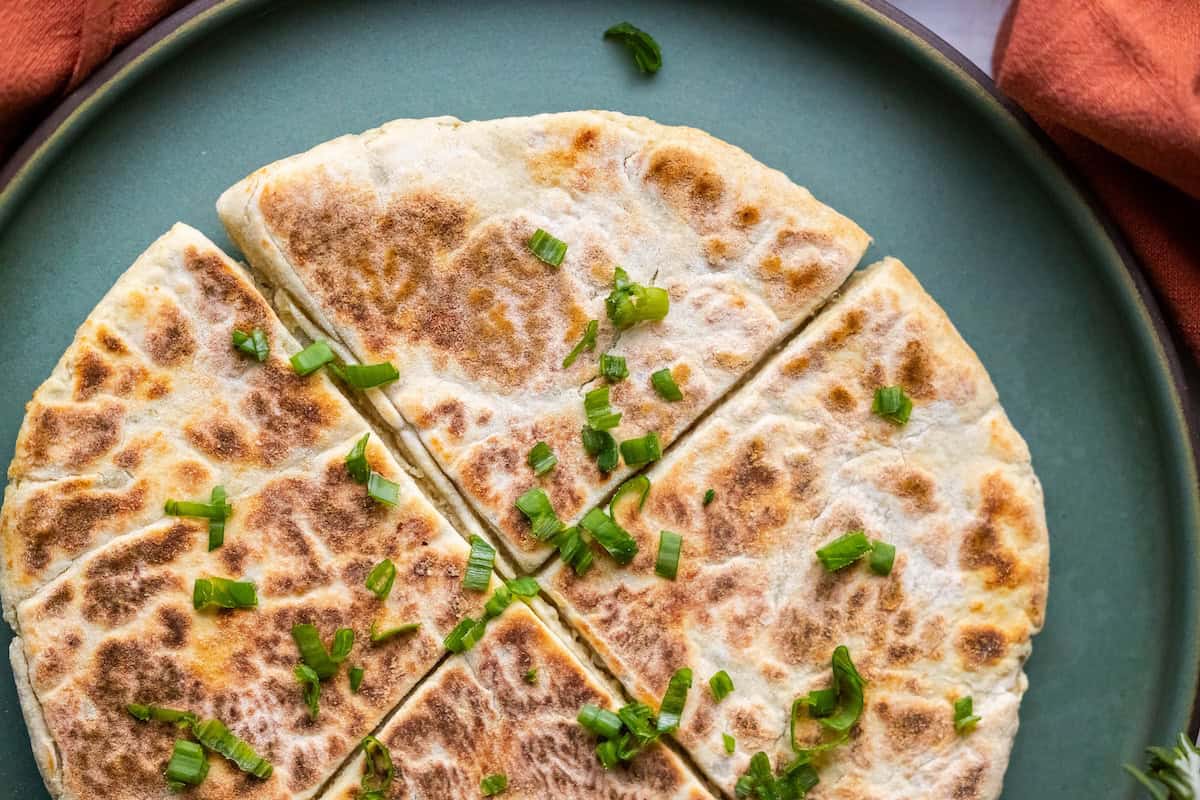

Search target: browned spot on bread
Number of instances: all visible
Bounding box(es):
[957,625,1008,667]
[182,246,271,325]
[734,205,761,227]
[898,339,934,398]
[242,363,341,464]
[73,349,113,401]
[701,438,792,558]
[143,304,195,366]
[21,402,123,471]
[874,700,950,752]
[97,328,128,354]
[703,235,734,265]
[18,479,147,573]
[41,583,74,615]
[185,417,250,462]
[824,385,856,414]
[419,400,467,439]
[979,472,1039,543]
[157,606,191,648]
[781,355,810,377]
[881,467,938,514]
[644,145,726,227]
[81,522,195,627]
[113,442,144,470]
[952,765,987,799]
[960,476,1033,590]
[773,606,835,666]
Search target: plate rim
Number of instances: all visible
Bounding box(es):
[1,0,1197,744]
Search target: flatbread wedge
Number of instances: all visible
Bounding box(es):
[543,258,1050,798]
[321,602,714,800]
[217,111,870,569]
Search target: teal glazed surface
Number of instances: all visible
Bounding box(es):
[0,1,1196,797]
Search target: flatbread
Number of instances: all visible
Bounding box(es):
[543,258,1049,798]
[321,602,714,800]
[217,111,870,570]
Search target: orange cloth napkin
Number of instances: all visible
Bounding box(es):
[0,0,184,160]
[994,0,1200,358]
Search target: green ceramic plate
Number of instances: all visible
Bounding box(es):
[0,1,1196,797]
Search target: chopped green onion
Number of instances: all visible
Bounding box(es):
[650,368,683,401]
[330,628,354,662]
[869,540,896,576]
[600,353,629,382]
[294,663,322,720]
[578,704,624,739]
[506,576,540,598]
[655,530,682,580]
[605,268,670,330]
[563,320,599,368]
[872,385,913,426]
[584,386,622,430]
[736,750,818,800]
[361,735,394,796]
[619,432,661,466]
[552,526,594,576]
[481,773,509,796]
[817,646,866,734]
[206,485,228,551]
[580,508,639,565]
[527,441,558,476]
[515,487,563,541]
[484,584,514,619]
[365,558,396,600]
[603,22,663,73]
[231,328,269,363]
[291,624,340,679]
[349,666,365,693]
[164,489,231,522]
[127,704,196,728]
[815,530,873,572]
[192,577,257,611]
[370,621,422,643]
[656,667,693,734]
[618,702,657,746]
[954,696,980,734]
[463,536,496,592]
[609,475,650,519]
[165,738,209,790]
[581,426,619,473]
[290,340,335,376]
[804,688,837,718]
[367,471,400,506]
[529,228,568,267]
[444,616,486,653]
[191,718,273,779]
[703,488,716,506]
[524,668,539,684]
[330,361,399,389]
[709,670,734,702]
[723,733,736,754]
[345,433,371,484]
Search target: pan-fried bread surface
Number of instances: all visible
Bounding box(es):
[543,258,1049,798]
[321,602,713,800]
[217,111,870,569]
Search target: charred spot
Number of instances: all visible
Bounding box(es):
[883,468,938,513]
[182,246,271,325]
[157,607,191,648]
[643,145,726,225]
[773,606,836,666]
[185,417,250,462]
[242,363,340,464]
[21,402,123,471]
[81,523,195,626]
[73,349,114,401]
[419,400,467,439]
[952,765,987,799]
[19,479,147,573]
[960,521,1022,590]
[143,304,196,366]
[957,625,1008,667]
[781,355,811,377]
[41,583,74,615]
[573,126,600,151]
[113,442,145,470]
[734,205,761,227]
[97,328,128,354]
[874,700,948,752]
[823,385,856,414]
[898,339,934,398]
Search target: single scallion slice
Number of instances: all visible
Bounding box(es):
[370,621,422,643]
[463,536,496,592]
[818,646,866,733]
[192,577,257,611]
[523,668,539,685]
[584,386,622,430]
[871,385,913,426]
[581,426,619,473]
[578,704,623,739]
[528,228,568,267]
[650,368,683,401]
[552,526,594,576]
[527,441,558,476]
[345,433,371,484]
[349,666,365,693]
[331,361,399,389]
[609,475,651,520]
[515,487,563,541]
[709,670,734,702]
[723,733,736,754]
[605,268,670,330]
[207,485,228,551]
[580,508,639,565]
[164,490,231,522]
[290,340,335,376]
[656,667,693,734]
[361,735,394,796]
[703,488,716,506]
[231,328,269,363]
[484,584,513,620]
[191,718,273,779]
[563,320,599,368]
[603,22,663,73]
[954,696,980,734]
[600,353,629,382]
[869,540,896,576]
[365,558,396,600]
[815,530,873,572]
[805,687,838,718]
[444,617,481,653]
[330,628,354,663]
[481,773,509,796]
[294,663,321,720]
[506,576,540,599]
[655,530,682,580]
[165,739,209,790]
[367,471,400,506]
[291,624,339,679]
[127,703,196,728]
[618,702,657,746]
[619,432,661,466]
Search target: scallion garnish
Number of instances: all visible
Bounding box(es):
[605,267,669,330]
[191,718,273,779]
[872,385,913,426]
[619,432,661,466]
[206,485,228,551]
[577,667,693,768]
[165,739,209,790]
[603,22,663,73]
[463,536,496,592]
[370,621,422,643]
[609,475,650,519]
[578,705,624,739]
[869,540,896,576]
[953,696,980,734]
[600,353,629,382]
[581,426,619,473]
[528,228,568,267]
[349,666,364,693]
[231,328,269,363]
[580,508,638,565]
[656,668,693,734]
[524,668,539,684]
[164,489,231,524]
[650,368,683,401]
[444,617,485,654]
[723,733,736,754]
[291,623,351,679]
[655,530,682,580]
[515,487,563,541]
[365,558,396,600]
[331,361,400,389]
[527,441,558,476]
[481,773,509,796]
[345,433,371,484]
[735,750,818,800]
[367,471,400,506]
[815,530,873,572]
[361,735,394,798]
[563,320,599,368]
[443,578,537,654]
[192,577,257,611]
[552,526,594,575]
[703,488,716,506]
[294,663,322,720]
[506,577,540,599]
[290,340,335,376]
[584,386,622,430]
[804,688,837,718]
[709,670,734,702]
[127,703,196,728]
[331,628,354,662]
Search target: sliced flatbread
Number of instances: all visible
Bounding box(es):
[543,258,1049,798]
[321,602,713,800]
[217,111,870,569]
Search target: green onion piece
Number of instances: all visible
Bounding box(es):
[481,773,509,796]
[365,558,396,600]
[618,702,657,746]
[619,432,661,466]
[370,621,421,643]
[361,735,394,796]
[164,492,231,521]
[580,508,639,565]
[723,733,736,755]
[815,530,873,572]
[515,487,563,541]
[595,736,623,770]
[871,385,913,426]
[563,320,599,368]
[444,617,481,653]
[330,628,354,663]
[506,576,540,599]
[290,340,335,376]
[818,646,866,733]
[954,696,981,734]
[804,687,837,718]
[294,663,321,720]
[655,530,682,580]
[603,21,663,73]
[331,362,399,389]
[578,704,623,739]
[869,540,896,576]
[345,433,371,484]
[581,426,620,473]
[191,718,273,779]
[165,739,209,789]
[650,368,683,401]
[609,475,651,519]
[484,584,514,620]
[367,471,400,506]
[291,623,338,679]
[529,228,568,267]
[231,328,269,363]
[206,485,228,551]
[524,668,539,685]
[709,670,734,702]
[605,268,670,330]
[192,577,258,611]
[584,386,622,430]
[463,536,496,592]
[600,353,629,382]
[527,441,558,476]
[127,703,197,728]
[552,526,594,576]
[703,488,716,506]
[656,667,693,734]
[349,666,365,693]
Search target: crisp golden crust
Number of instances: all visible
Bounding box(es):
[217,111,870,569]
[545,258,1049,798]
[0,224,365,620]
[321,603,713,800]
